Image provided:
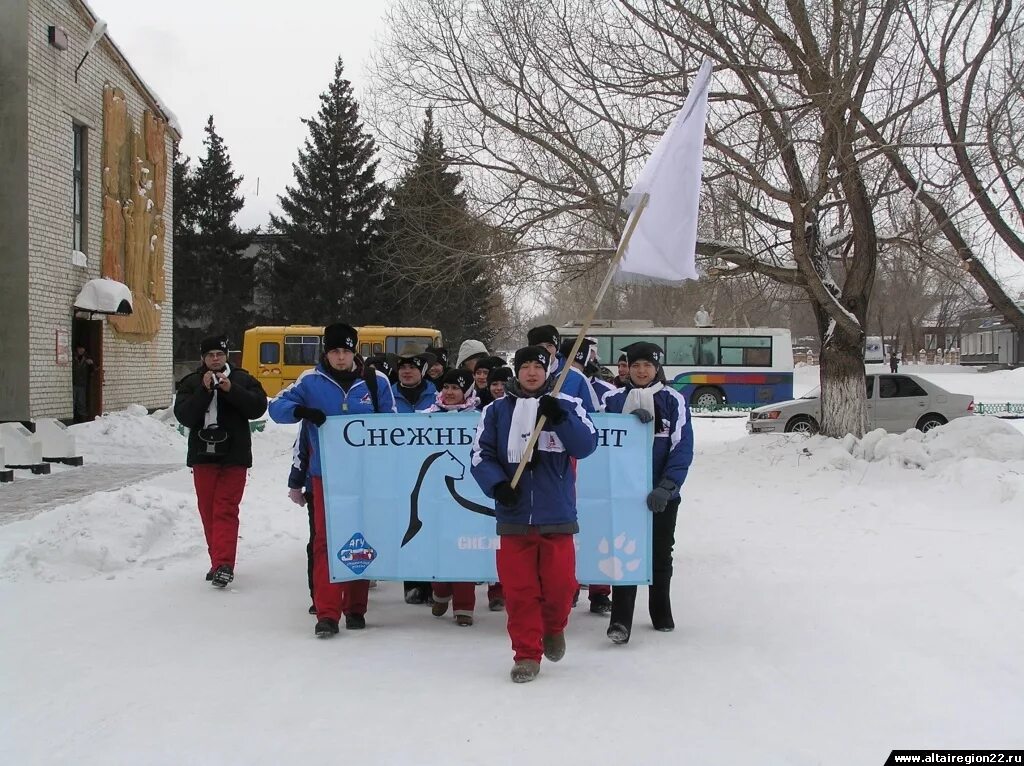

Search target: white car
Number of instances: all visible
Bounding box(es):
[747,373,975,435]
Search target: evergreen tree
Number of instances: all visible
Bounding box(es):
[377,109,498,347]
[172,146,202,360]
[189,116,254,349]
[271,58,386,324]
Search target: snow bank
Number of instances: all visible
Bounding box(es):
[835,416,1024,468]
[0,483,203,582]
[69,405,187,464]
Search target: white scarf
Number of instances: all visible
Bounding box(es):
[507,396,541,463]
[204,364,232,429]
[623,381,663,419]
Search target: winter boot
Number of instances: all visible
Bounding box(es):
[345,613,366,630]
[543,632,566,662]
[649,579,674,631]
[510,659,541,683]
[488,597,505,612]
[589,593,613,615]
[314,618,340,638]
[455,614,474,627]
[432,600,450,617]
[405,586,428,605]
[210,565,234,589]
[205,568,215,582]
[607,622,631,644]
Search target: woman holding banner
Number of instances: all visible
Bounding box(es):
[601,341,693,644]
[471,346,598,683]
[268,323,396,639]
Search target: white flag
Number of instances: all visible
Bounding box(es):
[617,60,712,284]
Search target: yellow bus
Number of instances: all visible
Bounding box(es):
[242,325,442,396]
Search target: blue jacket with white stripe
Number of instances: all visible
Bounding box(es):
[602,384,693,494]
[551,355,601,412]
[392,381,437,413]
[471,381,598,533]
[268,362,396,478]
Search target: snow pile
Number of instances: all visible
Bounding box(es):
[0,483,203,582]
[837,416,1024,468]
[69,406,187,464]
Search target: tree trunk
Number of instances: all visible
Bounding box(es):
[814,303,867,438]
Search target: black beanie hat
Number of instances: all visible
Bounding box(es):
[513,345,552,373]
[559,336,596,366]
[474,355,505,373]
[200,335,229,355]
[424,346,448,367]
[397,351,435,376]
[488,366,513,385]
[527,325,560,348]
[441,369,473,392]
[366,353,399,380]
[323,323,358,353]
[623,341,664,367]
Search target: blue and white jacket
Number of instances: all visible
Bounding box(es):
[287,424,312,494]
[602,384,693,495]
[590,376,616,408]
[392,381,437,413]
[552,355,601,412]
[269,362,396,478]
[471,380,598,534]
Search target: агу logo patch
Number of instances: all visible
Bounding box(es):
[337,532,377,574]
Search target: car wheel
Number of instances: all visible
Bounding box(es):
[916,413,947,432]
[785,415,819,435]
[691,386,724,409]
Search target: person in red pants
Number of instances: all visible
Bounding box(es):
[268,323,396,638]
[471,345,598,682]
[174,335,268,588]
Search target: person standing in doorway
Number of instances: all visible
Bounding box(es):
[174,335,269,588]
[72,344,94,423]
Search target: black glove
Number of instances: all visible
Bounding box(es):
[632,408,654,424]
[493,481,520,507]
[537,395,567,425]
[294,405,327,427]
[646,479,678,513]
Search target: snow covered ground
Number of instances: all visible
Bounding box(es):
[3,368,1024,764]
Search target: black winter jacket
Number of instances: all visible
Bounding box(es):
[174,366,268,467]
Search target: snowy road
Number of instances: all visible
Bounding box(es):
[2,369,1023,764]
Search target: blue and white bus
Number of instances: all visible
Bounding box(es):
[560,322,794,408]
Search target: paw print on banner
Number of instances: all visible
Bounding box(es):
[597,533,641,581]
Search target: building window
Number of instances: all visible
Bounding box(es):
[73,124,86,252]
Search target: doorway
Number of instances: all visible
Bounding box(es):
[71,317,103,421]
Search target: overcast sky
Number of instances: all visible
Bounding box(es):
[91,0,390,230]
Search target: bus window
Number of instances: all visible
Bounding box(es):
[593,336,613,364]
[386,336,431,354]
[284,335,320,366]
[360,343,371,358]
[260,342,280,365]
[719,336,771,366]
[697,336,718,366]
[666,336,700,366]
[372,342,384,354]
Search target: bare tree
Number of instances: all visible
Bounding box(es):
[370,0,1023,436]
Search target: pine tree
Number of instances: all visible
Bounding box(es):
[271,58,386,324]
[189,116,253,350]
[377,109,498,347]
[172,146,202,360]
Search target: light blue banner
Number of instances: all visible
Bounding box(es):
[320,413,652,585]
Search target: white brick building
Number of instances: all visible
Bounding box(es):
[0,0,178,422]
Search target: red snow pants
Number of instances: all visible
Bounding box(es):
[311,477,369,622]
[192,464,247,570]
[432,582,476,615]
[496,531,577,662]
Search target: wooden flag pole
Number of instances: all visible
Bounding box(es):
[510,192,650,489]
